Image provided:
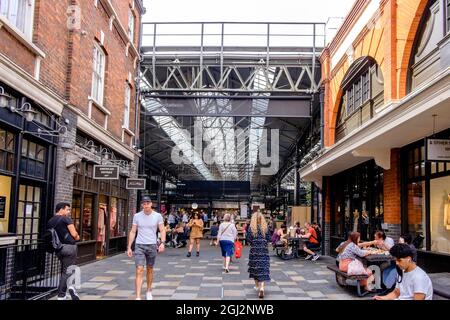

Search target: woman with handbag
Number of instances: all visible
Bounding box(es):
[337,231,375,291]
[247,211,271,299]
[217,213,238,273]
[187,213,204,257]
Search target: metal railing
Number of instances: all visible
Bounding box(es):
[0,240,61,300]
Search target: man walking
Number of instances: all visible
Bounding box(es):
[127,196,166,300]
[47,202,80,300]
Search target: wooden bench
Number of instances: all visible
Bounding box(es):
[327,264,370,297]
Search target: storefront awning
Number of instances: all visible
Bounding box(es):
[300,68,450,187]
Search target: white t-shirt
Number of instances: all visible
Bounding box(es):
[133,211,163,245]
[384,237,395,249]
[396,266,433,300]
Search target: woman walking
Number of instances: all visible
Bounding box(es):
[187,213,204,257]
[217,213,237,273]
[247,211,271,299]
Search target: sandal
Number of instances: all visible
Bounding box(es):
[258,288,264,299]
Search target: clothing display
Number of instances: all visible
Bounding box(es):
[445,200,450,230]
[97,207,106,244]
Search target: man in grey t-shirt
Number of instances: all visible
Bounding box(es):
[374,244,433,300]
[127,196,166,300]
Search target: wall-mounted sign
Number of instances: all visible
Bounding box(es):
[126,178,146,190]
[93,165,119,179]
[426,139,450,162]
[0,196,6,219]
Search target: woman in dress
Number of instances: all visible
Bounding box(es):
[247,211,271,299]
[187,212,204,257]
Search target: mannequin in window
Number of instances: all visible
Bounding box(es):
[110,206,117,237]
[445,194,450,230]
[97,206,107,254]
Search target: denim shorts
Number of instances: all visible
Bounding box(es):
[134,244,157,267]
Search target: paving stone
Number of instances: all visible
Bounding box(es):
[105,271,126,274]
[164,275,185,278]
[291,276,305,281]
[97,284,118,291]
[104,290,134,297]
[223,290,245,297]
[306,291,326,298]
[153,288,176,296]
[200,283,223,287]
[307,279,329,284]
[82,282,104,288]
[89,276,115,282]
[171,293,198,299]
[178,286,200,291]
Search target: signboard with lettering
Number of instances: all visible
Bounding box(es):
[0,196,6,219]
[126,178,146,190]
[426,139,450,162]
[93,165,119,179]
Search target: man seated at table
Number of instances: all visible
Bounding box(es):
[300,222,320,261]
[359,230,395,251]
[374,244,433,300]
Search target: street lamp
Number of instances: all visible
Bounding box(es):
[14,102,37,122]
[0,86,12,108]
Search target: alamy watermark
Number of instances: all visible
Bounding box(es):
[170,120,279,176]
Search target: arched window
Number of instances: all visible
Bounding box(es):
[335,56,384,142]
[408,0,446,92]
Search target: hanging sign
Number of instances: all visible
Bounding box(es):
[93,165,119,179]
[126,178,146,189]
[426,139,450,162]
[0,196,6,219]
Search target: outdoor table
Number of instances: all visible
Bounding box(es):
[362,253,396,291]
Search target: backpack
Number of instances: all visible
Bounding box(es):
[44,217,67,253]
[311,226,322,244]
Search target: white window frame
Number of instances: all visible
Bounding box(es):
[128,8,135,42]
[123,83,131,129]
[0,0,35,39]
[91,43,106,105]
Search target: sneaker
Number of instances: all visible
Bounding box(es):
[187,252,191,257]
[135,297,141,300]
[311,254,320,261]
[305,254,313,260]
[286,248,293,255]
[225,268,229,273]
[196,252,199,257]
[146,291,153,300]
[68,287,80,300]
[57,295,68,300]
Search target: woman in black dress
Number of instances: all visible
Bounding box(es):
[247,211,271,298]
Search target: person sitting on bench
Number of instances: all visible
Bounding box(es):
[338,231,375,292]
[299,222,321,261]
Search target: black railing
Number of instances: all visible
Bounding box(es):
[0,240,61,300]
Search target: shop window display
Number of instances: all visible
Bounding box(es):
[430,175,450,254]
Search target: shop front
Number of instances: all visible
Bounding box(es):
[329,160,385,255]
[401,128,450,272]
[71,133,131,263]
[0,81,58,294]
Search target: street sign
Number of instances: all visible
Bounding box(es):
[126,178,146,190]
[93,165,119,179]
[426,139,450,162]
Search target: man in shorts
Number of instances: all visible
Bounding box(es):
[127,196,166,300]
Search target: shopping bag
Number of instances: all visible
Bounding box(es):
[347,259,368,276]
[234,240,243,259]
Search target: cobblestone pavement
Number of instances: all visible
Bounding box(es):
[66,241,368,300]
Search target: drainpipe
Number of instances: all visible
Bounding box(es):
[134,16,144,156]
[319,86,325,149]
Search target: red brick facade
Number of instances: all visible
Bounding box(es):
[383,149,401,225]
[0,0,142,145]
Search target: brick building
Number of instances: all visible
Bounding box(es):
[0,0,145,264]
[300,0,450,272]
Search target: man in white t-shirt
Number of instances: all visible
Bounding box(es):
[127,196,166,300]
[374,244,433,300]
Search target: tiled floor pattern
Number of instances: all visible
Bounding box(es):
[64,241,365,300]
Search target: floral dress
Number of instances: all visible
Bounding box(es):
[247,226,271,282]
